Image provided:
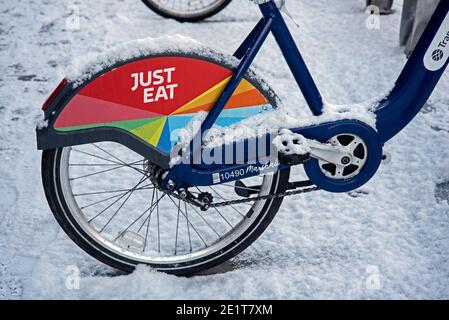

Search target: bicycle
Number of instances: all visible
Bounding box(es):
[141,0,232,22]
[37,0,449,275]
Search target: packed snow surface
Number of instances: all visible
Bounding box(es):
[1,0,449,299]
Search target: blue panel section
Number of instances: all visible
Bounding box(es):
[214,104,273,127]
[215,117,244,127]
[167,115,193,129]
[166,115,193,150]
[161,105,273,152]
[156,120,172,153]
[219,105,273,117]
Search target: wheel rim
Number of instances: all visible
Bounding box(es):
[57,142,278,266]
[149,0,228,18]
[151,0,225,16]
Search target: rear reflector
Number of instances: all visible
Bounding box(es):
[42,78,68,111]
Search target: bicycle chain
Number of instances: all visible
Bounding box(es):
[171,185,320,209]
[210,186,320,208]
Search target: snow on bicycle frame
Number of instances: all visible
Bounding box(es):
[36,0,449,194]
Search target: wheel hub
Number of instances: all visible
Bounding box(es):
[143,160,164,190]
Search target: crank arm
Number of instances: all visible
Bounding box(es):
[274,130,351,166]
[307,140,352,166]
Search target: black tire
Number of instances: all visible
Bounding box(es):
[141,0,232,22]
[42,148,290,275]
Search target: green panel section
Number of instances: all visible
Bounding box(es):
[131,117,167,146]
[55,117,163,132]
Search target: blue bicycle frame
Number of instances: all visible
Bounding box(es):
[162,0,449,192]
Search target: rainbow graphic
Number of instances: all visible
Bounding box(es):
[55,57,273,153]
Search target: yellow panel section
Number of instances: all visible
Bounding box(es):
[131,117,167,146]
[171,77,256,115]
[235,78,257,95]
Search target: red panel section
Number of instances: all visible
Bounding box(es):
[77,57,233,116]
[54,95,161,128]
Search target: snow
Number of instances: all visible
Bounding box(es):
[36,119,48,130]
[66,35,241,87]
[1,0,449,299]
[273,129,311,155]
[203,99,378,148]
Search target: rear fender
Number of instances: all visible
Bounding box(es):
[36,54,277,170]
[36,78,170,169]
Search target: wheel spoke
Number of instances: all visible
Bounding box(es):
[195,187,232,230]
[156,189,161,253]
[174,199,181,255]
[137,193,166,233]
[143,188,156,252]
[70,159,145,181]
[167,195,208,247]
[71,163,133,181]
[71,148,124,166]
[186,202,221,237]
[91,143,147,175]
[74,185,154,197]
[99,175,148,233]
[89,175,148,224]
[114,192,166,241]
[69,161,144,167]
[80,192,127,210]
[212,206,233,228]
[207,184,254,206]
[185,201,192,252]
[209,186,245,218]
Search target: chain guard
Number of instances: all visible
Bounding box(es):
[303,121,382,193]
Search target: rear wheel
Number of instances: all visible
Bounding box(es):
[142,0,232,22]
[41,46,287,275]
[42,144,290,275]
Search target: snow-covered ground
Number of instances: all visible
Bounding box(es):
[1,0,448,299]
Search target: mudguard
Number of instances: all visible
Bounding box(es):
[36,53,278,169]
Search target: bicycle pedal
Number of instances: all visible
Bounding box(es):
[274,129,311,165]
